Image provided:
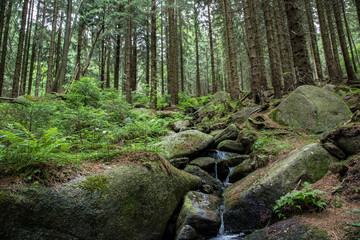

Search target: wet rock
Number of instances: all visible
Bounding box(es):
[189,157,215,174]
[176,191,221,240]
[213,124,240,147]
[0,161,201,240]
[223,143,337,233]
[184,165,221,193]
[243,219,329,240]
[201,185,215,194]
[169,157,190,169]
[176,225,199,240]
[216,160,230,181]
[158,130,214,159]
[228,160,254,183]
[217,140,244,154]
[274,85,352,133]
[219,155,250,167]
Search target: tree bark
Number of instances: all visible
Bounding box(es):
[149,0,157,109]
[75,20,85,81]
[194,3,201,97]
[53,0,73,93]
[100,39,105,89]
[12,0,29,98]
[0,0,12,97]
[131,31,137,91]
[304,0,324,81]
[106,45,111,88]
[168,0,178,105]
[126,0,132,104]
[355,0,360,26]
[114,30,121,90]
[145,17,150,87]
[331,0,357,83]
[341,0,357,72]
[283,0,314,86]
[208,3,216,94]
[262,0,282,99]
[179,8,184,93]
[35,1,47,97]
[161,3,165,96]
[55,12,64,82]
[315,0,341,83]
[0,0,7,53]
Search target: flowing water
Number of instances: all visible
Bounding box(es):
[207,150,244,240]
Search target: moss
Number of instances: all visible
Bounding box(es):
[78,175,109,194]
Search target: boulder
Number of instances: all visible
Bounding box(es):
[189,157,215,174]
[218,155,250,168]
[158,130,214,159]
[231,107,260,124]
[217,140,244,154]
[172,120,191,132]
[213,124,240,147]
[243,219,329,240]
[176,191,221,240]
[184,165,221,193]
[274,85,352,133]
[228,160,254,183]
[223,143,337,233]
[169,157,190,169]
[0,161,201,240]
[212,91,230,102]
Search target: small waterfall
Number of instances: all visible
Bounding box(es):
[209,150,243,240]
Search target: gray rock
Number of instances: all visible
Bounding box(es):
[210,123,227,130]
[176,191,221,240]
[223,143,337,233]
[184,165,221,193]
[322,142,346,160]
[228,160,254,183]
[243,219,329,240]
[0,161,201,240]
[213,124,240,147]
[212,91,230,102]
[158,130,214,159]
[231,107,260,124]
[176,225,198,240]
[169,157,190,169]
[217,140,244,154]
[336,135,360,156]
[274,85,352,133]
[172,120,191,132]
[209,129,223,137]
[219,155,250,167]
[189,157,215,174]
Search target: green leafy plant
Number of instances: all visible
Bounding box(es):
[273,183,328,220]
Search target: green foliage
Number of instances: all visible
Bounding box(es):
[344,208,360,239]
[177,94,212,111]
[66,77,102,107]
[252,135,274,153]
[273,183,328,220]
[78,175,109,194]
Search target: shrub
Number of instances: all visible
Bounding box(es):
[273,182,328,220]
[66,77,101,107]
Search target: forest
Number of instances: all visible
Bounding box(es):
[0,0,360,240]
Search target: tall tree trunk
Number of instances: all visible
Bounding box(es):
[208,2,216,94]
[81,27,103,76]
[341,0,357,72]
[273,0,295,92]
[12,0,29,98]
[125,0,132,104]
[194,4,201,97]
[244,0,263,104]
[28,0,42,95]
[179,8,185,93]
[114,29,121,90]
[304,0,324,81]
[150,0,157,109]
[0,0,12,97]
[0,0,7,54]
[283,0,314,86]
[161,5,165,96]
[131,31,137,91]
[100,39,105,88]
[106,45,111,88]
[222,0,241,100]
[53,0,73,93]
[355,0,360,26]
[315,0,341,83]
[262,0,282,98]
[331,0,357,83]
[45,0,58,94]
[75,20,85,81]
[20,0,35,96]
[168,0,178,105]
[55,12,64,82]
[145,17,150,87]
[35,1,47,97]
[324,0,343,77]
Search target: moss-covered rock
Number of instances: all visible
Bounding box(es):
[169,157,190,169]
[228,160,254,183]
[176,191,221,240]
[0,161,201,240]
[189,157,215,173]
[212,124,240,147]
[223,143,337,233]
[217,140,244,154]
[231,107,260,124]
[274,85,352,133]
[158,130,214,159]
[243,218,329,240]
[184,165,221,193]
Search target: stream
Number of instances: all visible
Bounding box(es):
[204,150,245,240]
